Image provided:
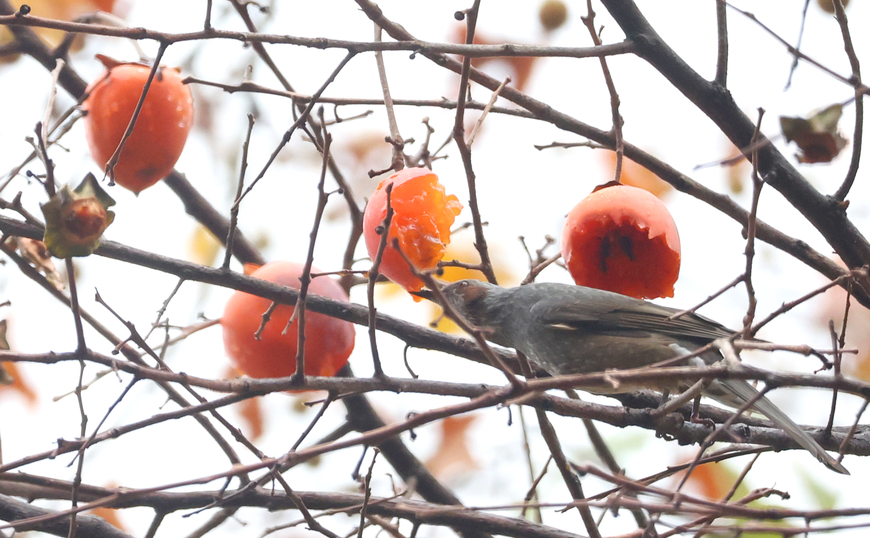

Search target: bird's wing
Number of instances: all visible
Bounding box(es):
[530,289,734,342]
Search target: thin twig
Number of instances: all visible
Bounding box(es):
[452,0,497,285]
[276,479,342,538]
[727,3,869,93]
[838,398,869,463]
[65,255,88,538]
[466,77,510,148]
[0,102,82,195]
[366,184,394,377]
[203,0,212,31]
[517,407,543,523]
[40,58,65,196]
[290,394,336,452]
[784,0,811,89]
[667,274,744,321]
[357,449,380,538]
[676,383,767,494]
[825,320,841,436]
[750,273,854,336]
[741,108,764,335]
[582,1,624,183]
[714,0,728,86]
[831,0,863,202]
[521,252,561,285]
[253,302,278,342]
[289,131,334,385]
[144,278,185,340]
[533,395,602,538]
[65,258,86,353]
[0,244,251,471]
[373,24,404,172]
[223,114,255,270]
[240,52,356,201]
[103,43,168,186]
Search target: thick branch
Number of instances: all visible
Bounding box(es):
[0,494,132,538]
[599,0,870,277]
[0,484,580,538]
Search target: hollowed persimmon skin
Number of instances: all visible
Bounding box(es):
[561,184,681,299]
[363,168,463,294]
[222,262,355,379]
[83,61,194,193]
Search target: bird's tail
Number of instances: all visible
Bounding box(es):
[715,379,849,474]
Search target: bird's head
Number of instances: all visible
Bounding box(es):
[412,279,497,327]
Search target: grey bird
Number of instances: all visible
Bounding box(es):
[436,279,848,474]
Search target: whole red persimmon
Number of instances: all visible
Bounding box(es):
[82,55,194,193]
[222,261,355,379]
[561,183,680,299]
[363,167,463,295]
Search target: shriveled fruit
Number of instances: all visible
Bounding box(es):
[817,0,849,13]
[41,173,115,258]
[561,183,680,299]
[363,168,463,296]
[83,55,194,193]
[539,0,568,31]
[222,261,355,379]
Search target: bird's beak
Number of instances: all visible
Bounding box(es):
[409,289,436,302]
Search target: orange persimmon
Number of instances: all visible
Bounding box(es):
[561,183,680,299]
[363,168,463,295]
[83,55,194,193]
[222,262,355,379]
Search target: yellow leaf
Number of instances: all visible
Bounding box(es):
[188,224,221,267]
